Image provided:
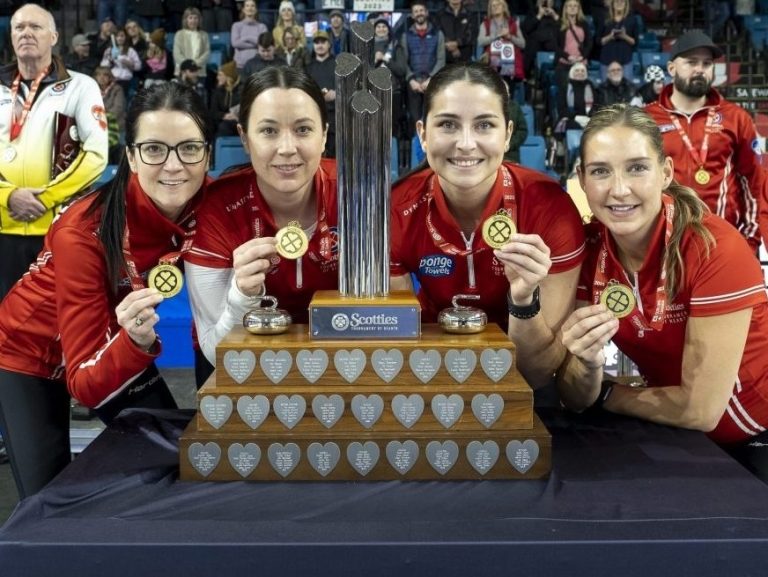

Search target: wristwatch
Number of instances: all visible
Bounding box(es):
[506,286,541,319]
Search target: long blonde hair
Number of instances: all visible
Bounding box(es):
[486,0,511,21]
[580,104,715,300]
[560,0,586,31]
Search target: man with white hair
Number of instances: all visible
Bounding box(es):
[0,3,108,299]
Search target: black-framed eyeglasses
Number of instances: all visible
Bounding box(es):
[130,140,209,165]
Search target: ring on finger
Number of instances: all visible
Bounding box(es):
[135,316,144,327]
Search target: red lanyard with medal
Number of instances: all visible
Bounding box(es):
[6,69,48,160]
[425,165,519,255]
[122,217,197,298]
[669,108,716,186]
[593,194,675,333]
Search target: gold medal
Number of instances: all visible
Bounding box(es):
[694,168,710,185]
[148,264,184,298]
[481,211,516,249]
[275,221,309,260]
[599,283,636,319]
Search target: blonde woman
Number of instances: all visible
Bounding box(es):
[596,0,637,80]
[555,0,592,85]
[477,0,525,82]
[173,7,211,76]
[272,1,304,52]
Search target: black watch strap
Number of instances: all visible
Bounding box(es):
[507,286,541,319]
[592,381,615,410]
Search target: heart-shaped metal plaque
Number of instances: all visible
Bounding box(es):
[273,394,306,429]
[444,349,477,383]
[471,393,504,428]
[334,349,366,383]
[260,350,293,384]
[480,349,513,383]
[371,349,403,383]
[506,439,540,474]
[199,395,233,429]
[426,440,459,475]
[346,441,380,476]
[408,349,442,383]
[222,350,256,384]
[466,440,499,475]
[188,442,221,477]
[430,394,464,429]
[227,442,261,478]
[236,395,270,430]
[295,349,328,383]
[391,394,424,429]
[267,442,301,477]
[386,440,419,475]
[351,394,384,429]
[307,442,340,477]
[311,394,345,428]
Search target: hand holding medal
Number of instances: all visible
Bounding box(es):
[232,236,278,297]
[599,282,636,319]
[560,304,621,371]
[492,232,553,306]
[115,287,164,351]
[275,221,309,260]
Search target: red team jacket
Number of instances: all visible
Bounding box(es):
[391,163,586,330]
[577,209,768,444]
[645,85,766,249]
[0,175,203,408]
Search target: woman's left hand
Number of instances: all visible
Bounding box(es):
[115,288,163,352]
[494,233,551,304]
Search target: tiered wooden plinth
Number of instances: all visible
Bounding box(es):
[179,324,551,481]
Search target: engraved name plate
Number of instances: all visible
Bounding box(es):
[267,442,300,477]
[391,394,424,429]
[227,442,261,477]
[471,393,504,428]
[466,440,499,475]
[480,349,513,383]
[386,440,419,475]
[296,349,329,383]
[426,440,459,475]
[444,349,477,383]
[312,394,345,428]
[260,350,293,384]
[334,349,366,383]
[236,395,270,430]
[199,395,233,429]
[223,350,256,384]
[347,441,380,476]
[188,442,221,477]
[430,394,464,429]
[273,394,306,429]
[307,442,341,477]
[506,440,540,474]
[408,349,441,383]
[351,394,384,429]
[371,349,403,383]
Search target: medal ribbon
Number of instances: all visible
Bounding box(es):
[425,165,518,256]
[668,107,716,174]
[9,69,48,141]
[122,216,198,291]
[249,166,334,261]
[592,194,675,332]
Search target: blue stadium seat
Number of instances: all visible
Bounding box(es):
[759,0,768,14]
[94,165,118,187]
[637,32,660,52]
[640,51,670,72]
[208,49,224,71]
[214,136,249,172]
[566,128,583,167]
[391,137,399,180]
[750,29,768,53]
[166,32,175,52]
[744,14,768,31]
[209,32,231,54]
[410,135,425,168]
[521,104,534,135]
[535,51,556,84]
[519,135,546,173]
[632,51,642,77]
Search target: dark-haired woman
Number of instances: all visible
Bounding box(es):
[186,66,337,371]
[390,62,586,390]
[0,83,212,498]
[558,104,768,481]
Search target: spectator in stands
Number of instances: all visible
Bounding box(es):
[327,9,349,57]
[630,63,665,106]
[186,67,338,369]
[555,0,593,87]
[556,61,595,133]
[522,0,560,80]
[65,33,99,77]
[645,30,766,252]
[0,83,211,499]
[390,62,585,389]
[97,0,128,28]
[94,65,126,163]
[595,0,637,81]
[173,7,211,77]
[211,60,242,136]
[306,30,336,157]
[595,60,634,109]
[505,97,528,163]
[125,19,148,59]
[175,59,209,108]
[435,0,478,65]
[401,1,446,137]
[273,1,304,52]
[133,0,165,35]
[201,0,236,33]
[559,103,768,484]
[91,16,117,62]
[242,31,287,78]
[373,17,407,138]
[477,0,525,92]
[278,28,307,69]
[100,26,143,95]
[143,28,173,87]
[231,0,267,71]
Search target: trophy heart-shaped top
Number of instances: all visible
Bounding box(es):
[371,349,403,383]
[334,349,367,383]
[409,349,441,383]
[295,349,328,383]
[222,350,256,384]
[260,350,293,384]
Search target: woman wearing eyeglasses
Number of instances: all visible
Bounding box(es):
[185,66,337,379]
[0,83,212,498]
